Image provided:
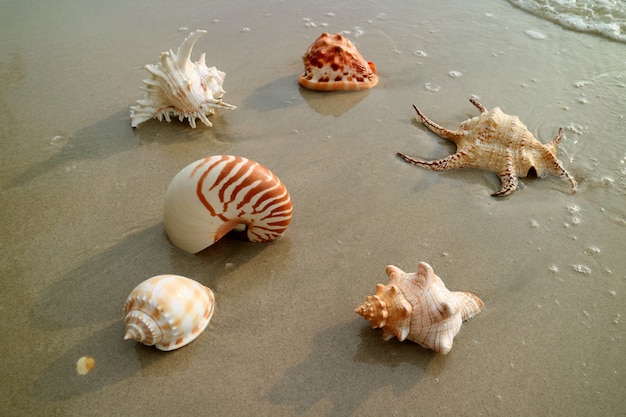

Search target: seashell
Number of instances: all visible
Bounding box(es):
[355,262,483,354]
[130,30,236,128]
[299,32,378,91]
[163,155,293,254]
[75,356,96,375]
[124,274,215,351]
[397,98,577,196]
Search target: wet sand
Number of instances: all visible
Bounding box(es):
[1,0,625,416]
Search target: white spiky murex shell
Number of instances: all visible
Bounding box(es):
[163,155,293,254]
[355,262,483,354]
[124,275,215,351]
[130,29,236,128]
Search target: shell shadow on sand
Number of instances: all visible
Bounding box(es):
[299,88,369,117]
[242,74,369,118]
[5,108,236,190]
[30,321,160,403]
[243,75,302,113]
[28,223,281,331]
[266,320,437,417]
[28,222,291,402]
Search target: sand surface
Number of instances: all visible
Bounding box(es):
[1,0,625,416]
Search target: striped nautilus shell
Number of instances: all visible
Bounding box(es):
[163,155,293,254]
[355,262,483,354]
[124,274,215,351]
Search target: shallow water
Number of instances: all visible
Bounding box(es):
[508,0,626,42]
[1,0,625,416]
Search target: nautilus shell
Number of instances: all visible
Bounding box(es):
[124,275,215,351]
[355,262,483,354]
[130,29,236,128]
[163,155,293,254]
[299,32,378,91]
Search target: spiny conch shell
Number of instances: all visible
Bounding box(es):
[124,275,215,351]
[355,262,483,354]
[398,98,577,197]
[163,155,293,254]
[298,32,378,91]
[130,29,236,128]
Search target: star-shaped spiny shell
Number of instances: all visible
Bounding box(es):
[397,98,577,197]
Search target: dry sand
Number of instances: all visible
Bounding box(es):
[1,0,624,416]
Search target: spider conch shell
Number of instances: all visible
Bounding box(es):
[124,275,215,351]
[298,32,378,91]
[163,155,293,254]
[130,30,236,128]
[355,262,483,354]
[398,98,577,196]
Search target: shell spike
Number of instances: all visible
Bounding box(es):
[385,265,404,282]
[548,127,564,148]
[469,97,488,114]
[416,262,433,280]
[176,30,207,69]
[435,334,454,355]
[454,291,484,321]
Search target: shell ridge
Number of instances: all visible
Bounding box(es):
[196,167,219,217]
[218,158,254,198]
[244,184,283,214]
[249,183,290,214]
[232,179,266,211]
[211,157,244,195]
[454,291,484,321]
